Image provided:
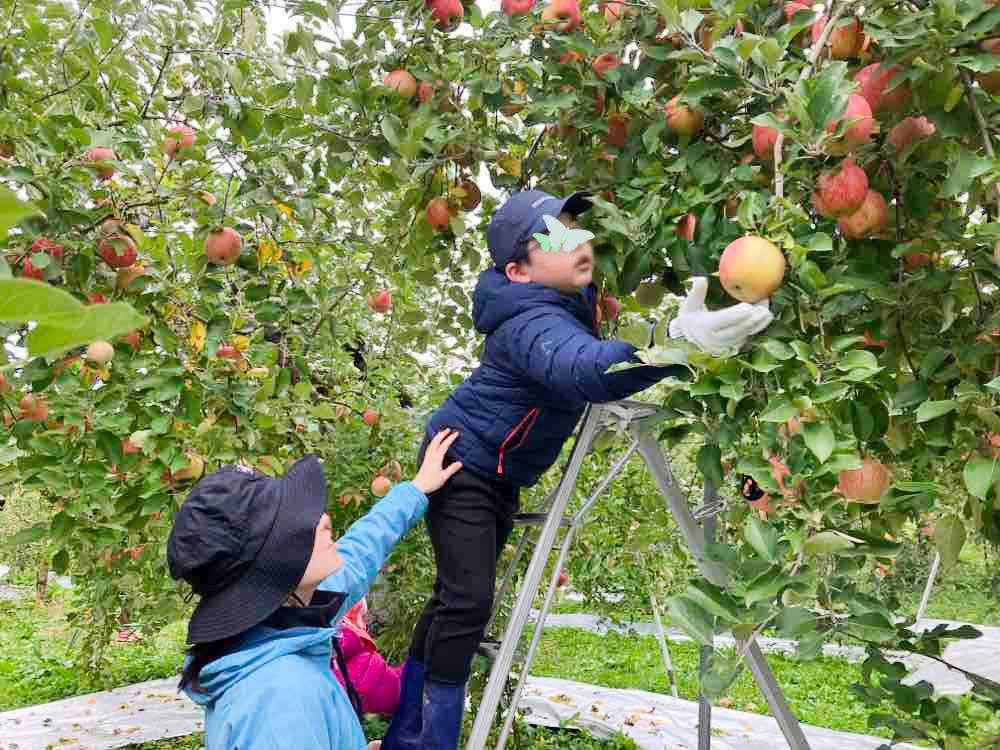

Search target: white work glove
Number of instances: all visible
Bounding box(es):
[667,277,774,356]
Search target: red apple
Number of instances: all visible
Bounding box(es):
[362,409,380,427]
[556,569,569,587]
[501,0,534,14]
[811,16,862,59]
[84,147,117,179]
[603,0,627,24]
[86,292,107,305]
[459,180,481,211]
[98,234,138,269]
[836,457,891,504]
[752,123,780,162]
[161,125,196,159]
[0,141,13,159]
[812,158,868,218]
[31,237,64,262]
[665,96,704,136]
[853,63,910,113]
[427,0,463,30]
[85,340,114,365]
[718,236,786,303]
[837,189,888,239]
[605,114,629,148]
[826,94,875,154]
[367,289,392,313]
[204,227,242,265]
[18,394,48,422]
[384,69,418,98]
[20,256,45,280]
[886,116,935,153]
[783,1,811,21]
[371,475,392,497]
[426,197,452,230]
[539,0,581,32]
[217,343,241,360]
[676,212,696,240]
[558,49,584,65]
[592,53,622,79]
[122,330,142,350]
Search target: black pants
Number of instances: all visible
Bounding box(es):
[408,438,520,683]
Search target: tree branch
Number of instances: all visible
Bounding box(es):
[774,1,848,203]
[140,47,173,120]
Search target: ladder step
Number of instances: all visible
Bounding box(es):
[512,512,571,527]
[477,639,502,662]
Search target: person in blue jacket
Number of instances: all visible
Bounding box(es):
[381,190,775,750]
[166,428,463,750]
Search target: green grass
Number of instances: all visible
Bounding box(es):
[0,589,187,711]
[528,626,884,737]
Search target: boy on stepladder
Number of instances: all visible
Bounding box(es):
[381,190,775,750]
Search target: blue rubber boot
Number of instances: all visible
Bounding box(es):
[381,658,426,750]
[420,677,466,750]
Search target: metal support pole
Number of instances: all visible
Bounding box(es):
[698,644,713,750]
[465,405,603,750]
[916,551,941,623]
[649,592,679,698]
[697,488,718,750]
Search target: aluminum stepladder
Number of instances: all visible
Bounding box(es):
[465,399,813,750]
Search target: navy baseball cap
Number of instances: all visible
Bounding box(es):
[487,190,592,268]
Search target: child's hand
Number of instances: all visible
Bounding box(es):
[412,429,463,495]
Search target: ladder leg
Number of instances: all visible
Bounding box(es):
[486,404,597,635]
[494,438,641,750]
[638,434,812,750]
[742,640,811,750]
[464,406,605,750]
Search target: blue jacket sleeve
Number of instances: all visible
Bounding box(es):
[317,481,428,619]
[502,313,690,404]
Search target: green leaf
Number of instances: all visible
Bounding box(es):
[962,458,1000,499]
[847,612,896,644]
[916,400,958,423]
[26,303,149,360]
[666,594,715,647]
[685,580,741,624]
[760,397,797,423]
[0,279,83,326]
[803,530,855,556]
[836,350,879,372]
[743,516,779,562]
[801,422,834,463]
[934,514,966,570]
[812,382,850,403]
[0,186,42,237]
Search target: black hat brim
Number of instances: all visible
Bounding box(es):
[185,455,329,644]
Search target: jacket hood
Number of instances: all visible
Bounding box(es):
[184,625,336,707]
[472,268,598,335]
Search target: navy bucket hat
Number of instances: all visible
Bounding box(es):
[167,455,329,644]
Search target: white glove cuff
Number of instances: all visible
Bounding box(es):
[668,317,686,341]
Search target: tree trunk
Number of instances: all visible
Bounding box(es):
[35,556,49,606]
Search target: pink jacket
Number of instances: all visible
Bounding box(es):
[332,600,403,718]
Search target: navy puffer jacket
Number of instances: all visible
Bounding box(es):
[423,269,688,488]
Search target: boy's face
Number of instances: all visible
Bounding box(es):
[504,212,594,294]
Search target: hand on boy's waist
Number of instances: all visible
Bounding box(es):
[667,277,773,357]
